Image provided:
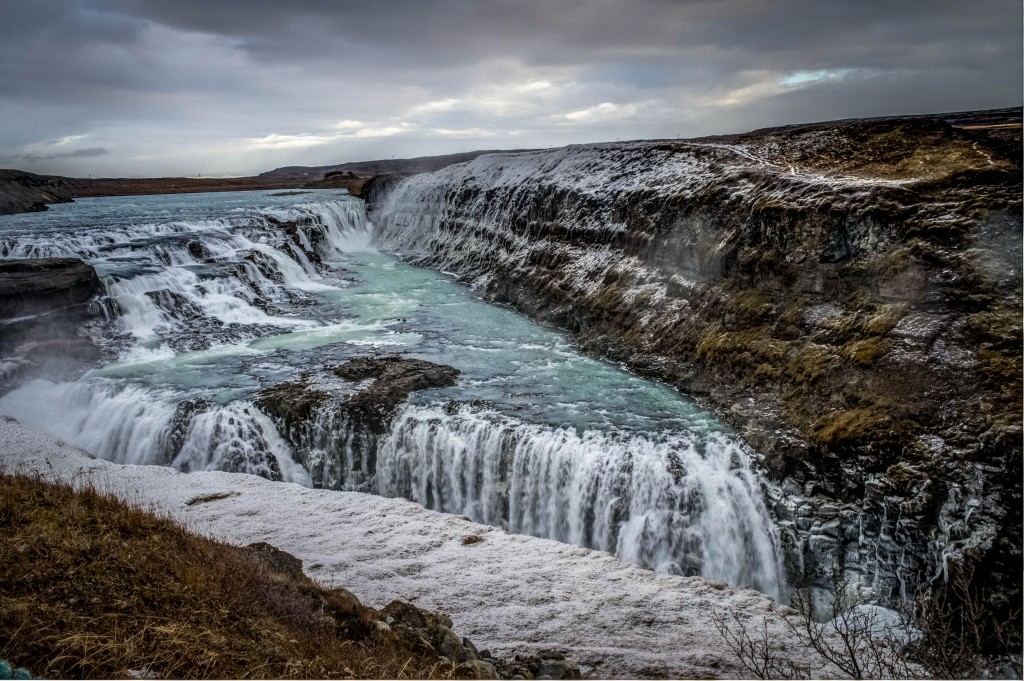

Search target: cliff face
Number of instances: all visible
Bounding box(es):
[0,169,81,215]
[0,258,114,394]
[369,110,1022,615]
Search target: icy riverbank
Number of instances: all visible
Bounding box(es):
[1,415,811,679]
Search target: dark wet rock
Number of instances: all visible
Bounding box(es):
[144,289,203,320]
[257,376,331,425]
[0,258,103,322]
[162,397,211,461]
[186,239,209,260]
[370,109,1022,621]
[158,316,286,353]
[243,250,286,284]
[333,356,461,420]
[257,356,460,490]
[266,215,324,266]
[0,258,113,393]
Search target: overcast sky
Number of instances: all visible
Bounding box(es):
[0,1,1020,178]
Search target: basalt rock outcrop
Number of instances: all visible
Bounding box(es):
[0,170,80,215]
[0,258,103,322]
[369,109,1022,626]
[257,355,460,490]
[0,258,114,393]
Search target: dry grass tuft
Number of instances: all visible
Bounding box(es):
[0,472,458,679]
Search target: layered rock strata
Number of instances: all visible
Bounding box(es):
[368,110,1022,625]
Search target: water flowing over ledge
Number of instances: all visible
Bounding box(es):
[377,404,784,599]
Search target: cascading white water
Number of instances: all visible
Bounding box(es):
[0,377,306,484]
[1,378,179,466]
[172,401,310,485]
[0,196,372,483]
[375,404,785,600]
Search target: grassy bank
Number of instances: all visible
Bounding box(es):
[0,472,457,679]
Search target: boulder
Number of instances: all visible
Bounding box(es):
[245,542,305,581]
[333,356,461,422]
[257,356,460,490]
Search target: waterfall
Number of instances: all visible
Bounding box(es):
[2,189,789,600]
[1,198,373,351]
[375,404,785,600]
[0,378,307,485]
[0,197,373,484]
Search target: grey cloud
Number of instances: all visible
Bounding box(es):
[47,147,110,160]
[0,0,1018,177]
[2,147,109,164]
[105,0,1020,71]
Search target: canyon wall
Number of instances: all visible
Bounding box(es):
[369,111,1022,618]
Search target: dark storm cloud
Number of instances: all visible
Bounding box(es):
[0,0,1019,177]
[107,0,1018,70]
[1,147,110,166]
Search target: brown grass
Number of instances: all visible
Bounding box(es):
[0,472,458,679]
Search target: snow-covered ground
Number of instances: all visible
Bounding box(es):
[1,415,814,679]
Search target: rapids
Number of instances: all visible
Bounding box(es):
[0,189,786,599]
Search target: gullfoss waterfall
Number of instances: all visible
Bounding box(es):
[0,190,785,599]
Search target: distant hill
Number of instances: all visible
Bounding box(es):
[2,110,1016,216]
[0,149,539,216]
[257,149,539,182]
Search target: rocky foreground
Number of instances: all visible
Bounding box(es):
[369,108,1023,632]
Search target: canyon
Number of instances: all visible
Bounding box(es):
[366,109,1022,626]
[0,108,1020,675]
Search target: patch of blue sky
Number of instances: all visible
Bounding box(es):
[780,68,856,86]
